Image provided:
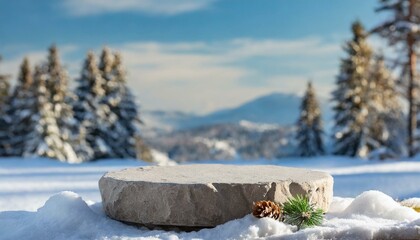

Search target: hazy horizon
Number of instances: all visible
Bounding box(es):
[0,0,380,114]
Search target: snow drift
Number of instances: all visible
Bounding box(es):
[0,191,418,240]
[1,157,420,239]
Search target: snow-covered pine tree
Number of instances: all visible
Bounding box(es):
[24,65,78,162]
[369,54,407,157]
[0,55,11,156]
[96,48,148,159]
[0,55,10,112]
[99,49,143,158]
[296,81,325,157]
[45,45,74,124]
[48,45,93,162]
[96,47,122,159]
[110,53,144,158]
[332,21,375,157]
[74,51,113,160]
[25,46,81,163]
[371,0,420,156]
[0,58,38,156]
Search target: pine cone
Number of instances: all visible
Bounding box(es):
[252,200,282,220]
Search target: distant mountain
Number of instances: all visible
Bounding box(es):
[142,92,332,131]
[184,93,302,129]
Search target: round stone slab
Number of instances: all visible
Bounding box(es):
[99,164,333,228]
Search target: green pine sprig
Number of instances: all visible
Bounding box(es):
[282,195,324,230]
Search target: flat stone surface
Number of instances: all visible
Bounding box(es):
[99,164,333,228]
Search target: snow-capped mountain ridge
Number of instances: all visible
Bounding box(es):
[143,92,331,131]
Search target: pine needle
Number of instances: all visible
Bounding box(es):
[282,195,324,230]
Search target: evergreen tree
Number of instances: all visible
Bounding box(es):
[0,56,10,111]
[111,53,142,158]
[98,48,145,159]
[295,81,325,157]
[71,124,94,162]
[47,46,83,162]
[25,46,83,162]
[74,51,112,160]
[45,45,74,126]
[332,21,374,157]
[370,55,407,157]
[96,47,122,159]
[24,66,78,162]
[0,55,11,156]
[1,58,37,156]
[372,0,420,156]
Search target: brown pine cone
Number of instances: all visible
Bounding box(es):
[252,200,282,220]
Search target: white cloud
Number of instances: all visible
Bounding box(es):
[225,38,340,59]
[1,38,340,114]
[61,0,217,16]
[114,38,340,113]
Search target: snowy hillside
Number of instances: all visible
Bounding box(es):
[145,121,295,162]
[142,92,333,131]
[140,93,334,162]
[142,110,197,132]
[1,157,419,239]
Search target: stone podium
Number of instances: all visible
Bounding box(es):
[99,164,333,228]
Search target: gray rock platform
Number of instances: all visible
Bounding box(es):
[99,164,333,228]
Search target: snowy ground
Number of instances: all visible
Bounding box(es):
[1,156,420,239]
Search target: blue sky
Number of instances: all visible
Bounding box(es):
[0,0,382,113]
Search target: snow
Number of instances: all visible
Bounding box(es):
[0,156,420,239]
[195,137,238,158]
[0,157,148,211]
[0,191,295,240]
[150,149,177,166]
[395,21,420,33]
[0,191,418,240]
[239,120,280,132]
[335,191,418,221]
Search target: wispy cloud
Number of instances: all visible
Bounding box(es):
[1,37,341,113]
[115,38,340,113]
[61,0,217,16]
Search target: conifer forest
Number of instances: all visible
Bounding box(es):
[0,46,146,163]
[1,1,420,162]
